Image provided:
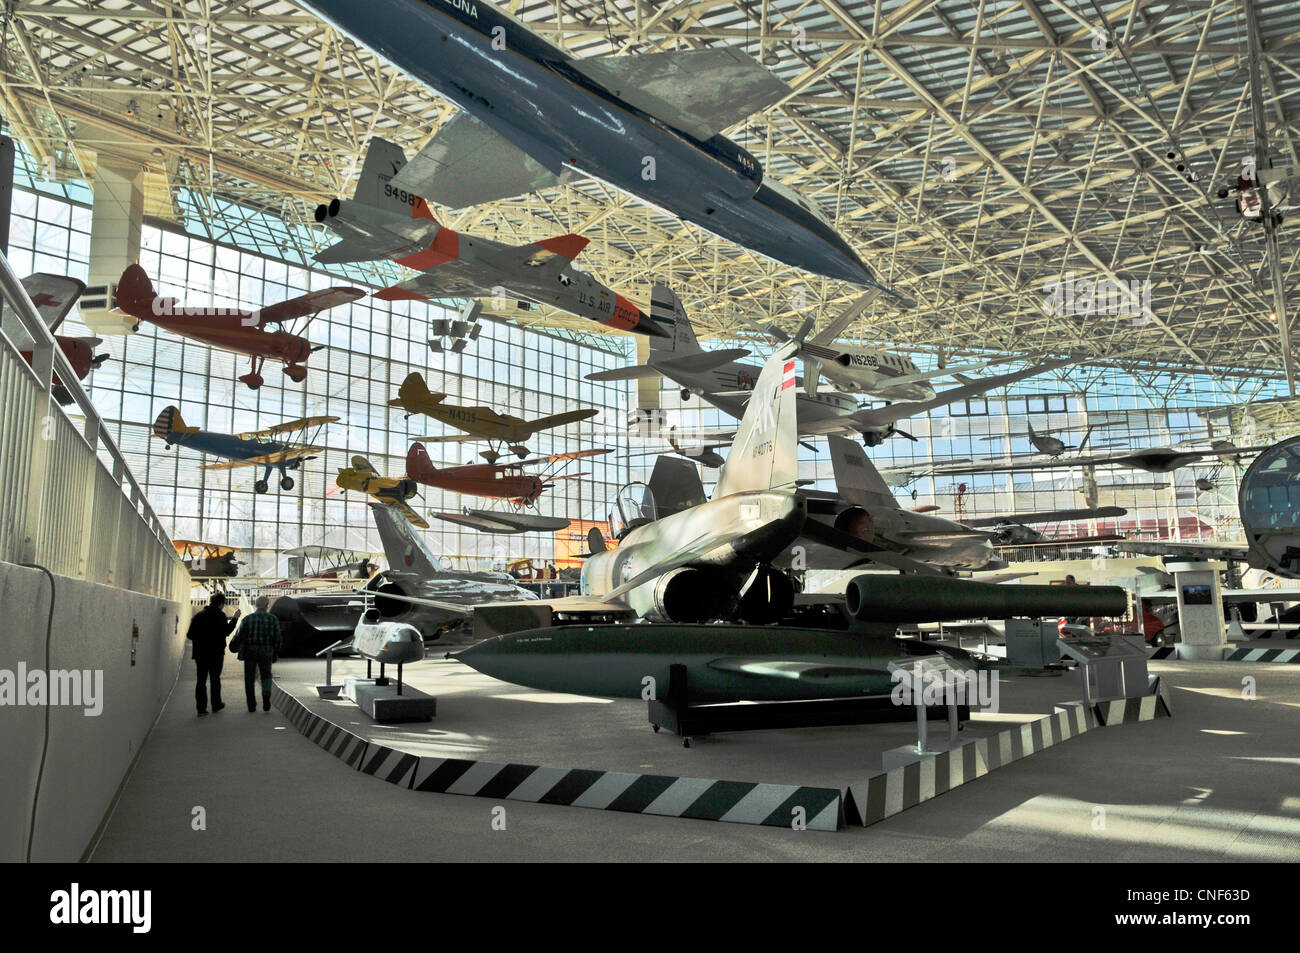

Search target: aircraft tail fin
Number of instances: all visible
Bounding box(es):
[406,442,437,481]
[826,434,899,510]
[713,342,799,498]
[152,405,190,440]
[389,372,444,409]
[352,137,436,221]
[115,264,158,316]
[648,284,699,354]
[370,503,444,578]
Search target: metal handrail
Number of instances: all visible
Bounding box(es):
[0,248,182,570]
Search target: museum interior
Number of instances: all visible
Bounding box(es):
[1,0,1299,882]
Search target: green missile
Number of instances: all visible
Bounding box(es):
[845,574,1128,624]
[456,624,975,704]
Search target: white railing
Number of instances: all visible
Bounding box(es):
[0,249,188,599]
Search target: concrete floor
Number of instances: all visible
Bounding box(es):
[91,652,1300,862]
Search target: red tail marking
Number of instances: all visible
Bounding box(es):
[534,234,590,259]
[396,228,459,270]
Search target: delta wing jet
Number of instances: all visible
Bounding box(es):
[315,137,663,338]
[299,0,893,290]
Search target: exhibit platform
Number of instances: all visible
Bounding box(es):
[87,654,1300,861]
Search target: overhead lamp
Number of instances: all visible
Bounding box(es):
[762,47,780,67]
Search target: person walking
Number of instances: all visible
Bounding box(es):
[233,596,282,712]
[186,592,239,715]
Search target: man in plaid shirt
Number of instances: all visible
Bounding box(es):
[235,596,282,712]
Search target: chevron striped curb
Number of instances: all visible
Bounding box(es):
[271,686,843,831]
[1225,647,1300,663]
[1250,631,1299,639]
[844,703,1097,827]
[271,686,369,769]
[1092,677,1173,725]
[1149,645,1176,660]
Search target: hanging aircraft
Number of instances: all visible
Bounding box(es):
[961,507,1128,546]
[173,539,240,579]
[981,421,1097,457]
[589,285,1073,447]
[5,273,109,405]
[406,442,606,505]
[922,439,1274,477]
[335,455,428,528]
[298,0,894,292]
[766,293,1014,400]
[113,264,363,390]
[390,371,599,462]
[313,137,664,339]
[151,406,337,493]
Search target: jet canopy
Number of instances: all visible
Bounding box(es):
[764,179,834,229]
[607,481,659,540]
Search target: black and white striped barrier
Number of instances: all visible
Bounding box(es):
[1225,647,1300,663]
[1149,645,1176,660]
[271,686,843,831]
[1092,677,1173,725]
[845,703,1097,828]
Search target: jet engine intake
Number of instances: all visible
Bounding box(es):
[647,566,731,623]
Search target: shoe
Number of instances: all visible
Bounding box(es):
[197,710,208,716]
[248,705,257,712]
[213,702,226,712]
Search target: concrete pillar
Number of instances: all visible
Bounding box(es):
[81,163,144,334]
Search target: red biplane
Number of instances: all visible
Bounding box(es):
[113,264,363,389]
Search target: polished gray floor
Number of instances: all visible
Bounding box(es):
[91,653,1300,862]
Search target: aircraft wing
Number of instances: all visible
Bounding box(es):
[350,455,378,476]
[585,364,664,383]
[586,349,750,383]
[799,518,947,575]
[567,48,791,141]
[964,505,1128,527]
[433,510,571,535]
[198,446,326,469]
[390,111,575,209]
[802,357,1075,436]
[526,408,600,434]
[1114,539,1253,561]
[239,416,339,440]
[255,287,363,327]
[388,498,429,529]
[376,269,499,301]
[17,273,87,332]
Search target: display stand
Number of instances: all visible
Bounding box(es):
[880,657,970,770]
[1056,634,1149,704]
[646,663,967,748]
[314,638,347,699]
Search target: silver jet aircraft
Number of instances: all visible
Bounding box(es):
[314,137,664,338]
[580,341,807,624]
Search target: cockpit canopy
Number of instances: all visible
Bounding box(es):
[607,481,658,539]
[765,179,834,229]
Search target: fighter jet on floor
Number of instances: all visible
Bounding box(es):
[578,341,808,624]
[389,371,599,462]
[315,137,664,338]
[270,503,539,653]
[589,286,1072,447]
[299,0,893,291]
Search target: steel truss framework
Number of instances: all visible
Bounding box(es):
[2,0,1299,408]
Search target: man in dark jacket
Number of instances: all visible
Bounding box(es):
[186,593,240,715]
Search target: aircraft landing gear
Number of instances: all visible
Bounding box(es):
[283,364,307,382]
[280,476,295,491]
[680,387,691,401]
[254,479,270,494]
[238,372,265,390]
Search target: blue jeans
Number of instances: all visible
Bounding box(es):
[243,648,274,710]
